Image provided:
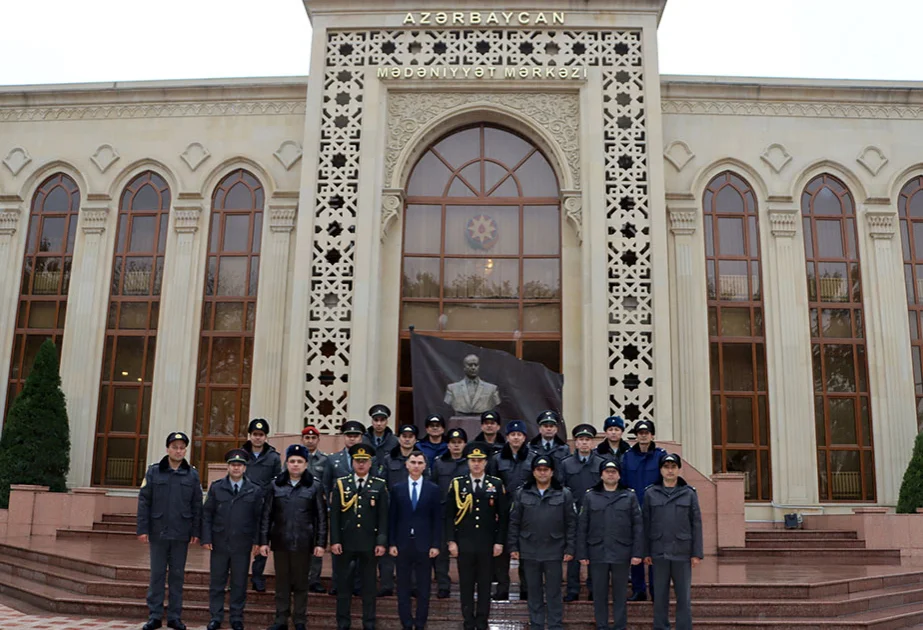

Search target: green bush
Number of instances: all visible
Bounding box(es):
[897,431,923,514]
[0,339,70,508]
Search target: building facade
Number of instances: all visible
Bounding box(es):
[0,0,919,515]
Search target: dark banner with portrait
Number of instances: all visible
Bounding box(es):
[409,332,564,439]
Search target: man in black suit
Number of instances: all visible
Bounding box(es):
[388,450,441,630]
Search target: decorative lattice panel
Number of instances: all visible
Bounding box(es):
[305,28,653,430]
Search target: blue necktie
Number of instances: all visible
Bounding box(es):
[411,481,418,511]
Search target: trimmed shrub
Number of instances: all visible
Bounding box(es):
[0,339,70,508]
[897,431,923,514]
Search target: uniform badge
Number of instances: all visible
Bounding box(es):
[489,497,494,507]
[140,478,147,489]
[370,498,376,507]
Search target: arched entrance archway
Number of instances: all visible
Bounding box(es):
[396,124,562,424]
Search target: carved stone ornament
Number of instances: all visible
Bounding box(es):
[269,200,298,233]
[386,92,580,189]
[273,141,303,171]
[180,142,211,172]
[90,144,120,173]
[2,147,31,176]
[81,207,109,234]
[173,195,203,233]
[866,210,896,239]
[663,141,695,172]
[760,143,792,174]
[856,146,889,177]
[380,190,404,243]
[667,207,696,235]
[561,192,583,243]
[0,211,19,236]
[768,207,799,238]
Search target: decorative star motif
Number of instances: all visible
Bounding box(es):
[467,214,496,244]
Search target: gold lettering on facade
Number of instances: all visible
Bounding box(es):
[401,11,565,26]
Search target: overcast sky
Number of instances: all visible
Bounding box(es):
[0,0,918,86]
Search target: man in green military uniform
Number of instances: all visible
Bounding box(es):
[330,443,390,630]
[445,442,508,630]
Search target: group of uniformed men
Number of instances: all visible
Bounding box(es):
[137,407,703,630]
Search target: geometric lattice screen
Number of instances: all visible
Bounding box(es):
[305,28,653,431]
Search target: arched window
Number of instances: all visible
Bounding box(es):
[5,174,80,417]
[703,172,771,501]
[899,176,923,431]
[802,174,874,501]
[192,169,263,472]
[92,172,170,486]
[398,124,561,424]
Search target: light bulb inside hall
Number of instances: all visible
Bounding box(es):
[485,259,494,273]
[121,371,129,376]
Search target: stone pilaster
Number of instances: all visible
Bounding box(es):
[763,204,818,505]
[0,200,23,424]
[146,194,204,467]
[861,205,917,505]
[667,202,711,473]
[250,193,297,428]
[60,196,112,487]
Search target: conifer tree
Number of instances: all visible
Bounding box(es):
[0,339,70,508]
[897,432,923,514]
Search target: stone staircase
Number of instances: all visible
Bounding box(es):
[0,519,921,628]
[719,528,902,562]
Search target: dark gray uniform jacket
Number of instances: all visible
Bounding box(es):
[576,481,643,563]
[379,445,428,488]
[594,439,631,466]
[432,452,470,498]
[202,476,262,554]
[528,434,570,469]
[259,471,328,552]
[362,427,399,470]
[137,457,203,541]
[473,431,505,456]
[323,448,355,494]
[306,449,328,486]
[642,478,703,560]
[329,475,390,551]
[241,441,282,488]
[488,444,535,493]
[561,451,605,508]
[508,480,576,562]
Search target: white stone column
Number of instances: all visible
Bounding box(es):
[763,205,818,505]
[0,203,23,424]
[667,202,711,473]
[146,196,204,467]
[861,206,917,505]
[250,193,297,428]
[61,199,112,487]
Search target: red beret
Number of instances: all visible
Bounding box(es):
[302,426,320,436]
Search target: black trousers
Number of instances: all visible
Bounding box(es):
[521,559,564,630]
[457,549,494,630]
[147,539,189,622]
[208,549,250,624]
[309,553,324,587]
[433,539,452,592]
[589,561,631,630]
[652,558,692,630]
[336,550,378,630]
[273,550,313,626]
[494,549,527,598]
[397,546,432,628]
[251,551,268,587]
